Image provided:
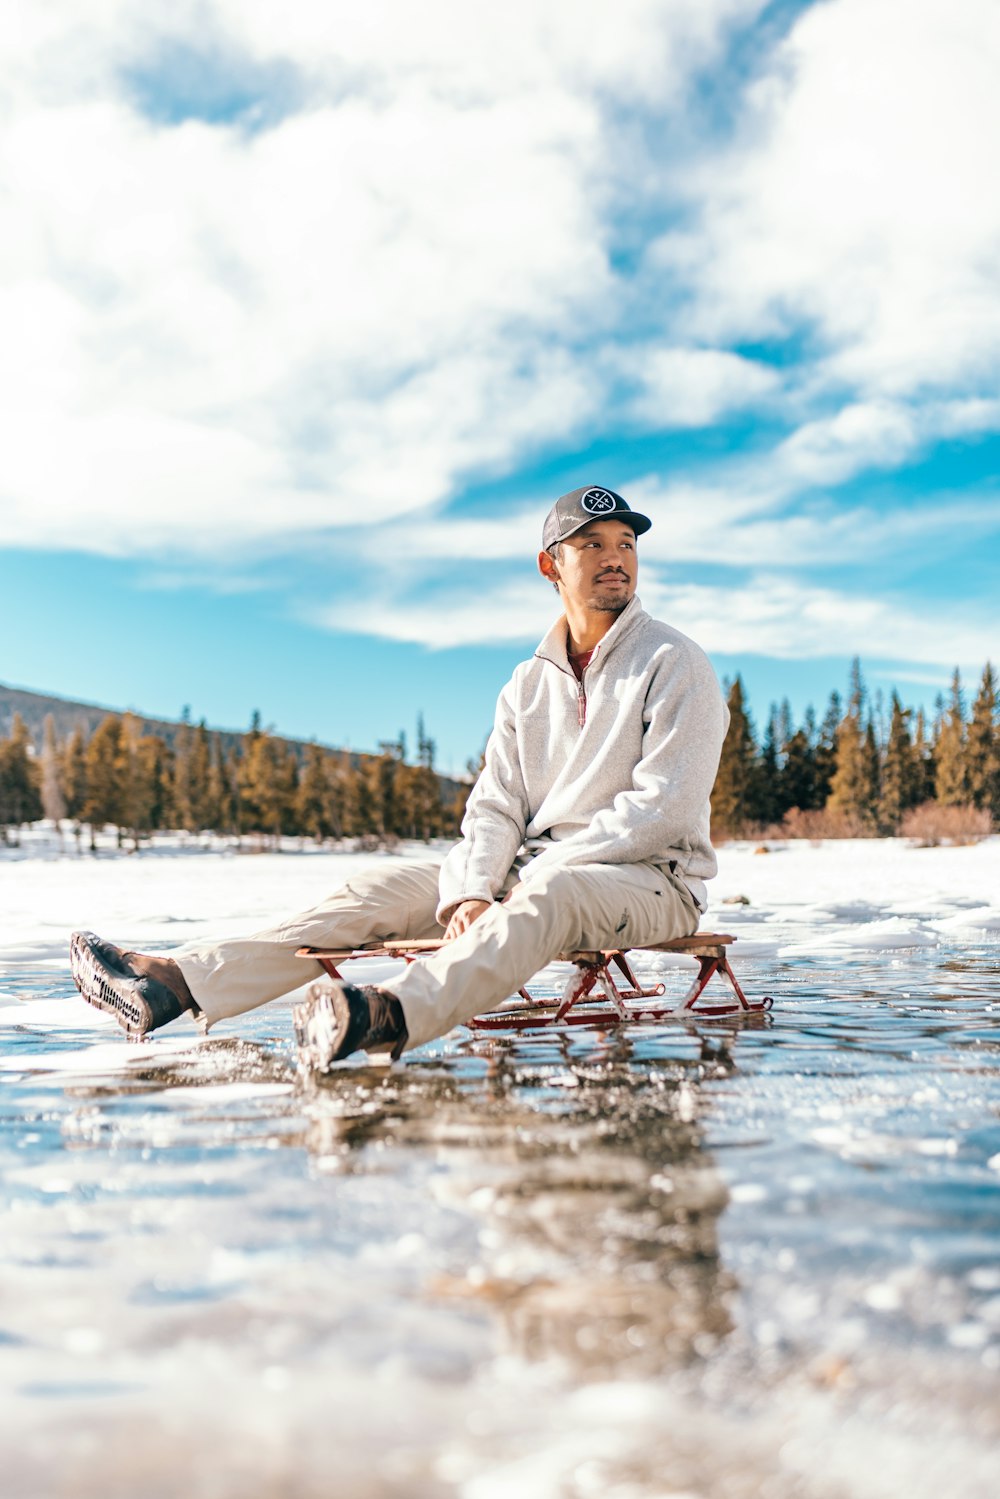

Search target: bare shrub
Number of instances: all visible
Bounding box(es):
[712,821,786,844]
[781,806,873,839]
[899,801,993,846]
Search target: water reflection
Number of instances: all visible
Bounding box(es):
[25,1007,767,1391]
[43,1014,750,1383]
[295,1027,744,1379]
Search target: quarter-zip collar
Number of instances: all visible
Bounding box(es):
[534,594,647,676]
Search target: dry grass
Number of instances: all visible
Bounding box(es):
[899,801,993,846]
[780,806,873,840]
[714,808,872,842]
[714,802,996,844]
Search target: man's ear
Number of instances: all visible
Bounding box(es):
[538,549,559,584]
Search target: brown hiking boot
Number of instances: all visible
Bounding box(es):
[293,981,408,1072]
[69,931,196,1039]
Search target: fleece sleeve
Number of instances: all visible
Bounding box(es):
[436,675,530,924]
[519,646,728,879]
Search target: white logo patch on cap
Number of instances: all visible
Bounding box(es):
[580,487,618,514]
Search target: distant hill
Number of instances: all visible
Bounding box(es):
[1,681,197,753]
[0,681,469,799]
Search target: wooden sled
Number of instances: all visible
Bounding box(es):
[296,933,771,1031]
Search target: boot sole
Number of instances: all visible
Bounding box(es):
[69,931,153,1037]
[293,984,350,1073]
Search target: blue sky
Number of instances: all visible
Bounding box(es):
[1,0,998,772]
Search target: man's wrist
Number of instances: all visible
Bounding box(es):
[438,894,493,926]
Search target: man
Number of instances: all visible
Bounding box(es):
[70,485,729,1067]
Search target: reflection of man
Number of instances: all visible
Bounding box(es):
[472,1052,733,1378]
[70,485,729,1069]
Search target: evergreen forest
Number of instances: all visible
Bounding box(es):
[713,660,999,839]
[1,660,998,848]
[0,708,465,850]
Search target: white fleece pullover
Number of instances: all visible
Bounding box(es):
[437,595,729,923]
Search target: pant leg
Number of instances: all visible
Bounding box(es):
[174,859,443,1026]
[392,860,699,1049]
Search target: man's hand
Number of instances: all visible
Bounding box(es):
[443,899,493,942]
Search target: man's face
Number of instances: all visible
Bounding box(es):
[541,519,638,614]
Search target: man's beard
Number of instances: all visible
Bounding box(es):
[590,590,631,613]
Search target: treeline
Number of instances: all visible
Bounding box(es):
[2,662,998,849]
[0,709,466,849]
[714,660,1000,838]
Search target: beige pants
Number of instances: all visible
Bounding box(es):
[175,857,700,1050]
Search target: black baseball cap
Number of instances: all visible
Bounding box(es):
[542,485,652,550]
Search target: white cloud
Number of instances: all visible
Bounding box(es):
[0,0,764,554]
[208,0,762,103]
[671,0,1000,399]
[0,405,308,555]
[309,559,996,678]
[627,346,780,428]
[340,462,998,578]
[771,401,919,488]
[309,574,556,650]
[645,572,995,673]
[2,0,998,687]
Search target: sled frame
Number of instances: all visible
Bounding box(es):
[296,933,771,1030]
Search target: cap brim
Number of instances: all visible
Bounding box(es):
[558,508,652,542]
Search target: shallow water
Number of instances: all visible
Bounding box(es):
[1,848,999,1498]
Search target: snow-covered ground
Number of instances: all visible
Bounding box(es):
[3,825,998,974]
[1,833,998,1498]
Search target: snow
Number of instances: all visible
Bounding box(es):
[3,828,998,977]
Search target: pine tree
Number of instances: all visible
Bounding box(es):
[325,749,347,845]
[826,717,870,830]
[0,714,43,842]
[212,739,241,836]
[281,745,301,837]
[877,692,919,833]
[412,769,445,839]
[934,669,967,806]
[352,754,378,840]
[40,714,66,830]
[825,663,876,832]
[871,686,886,757]
[367,740,405,841]
[139,735,171,834]
[711,678,757,835]
[237,713,264,838]
[966,663,999,821]
[403,714,443,840]
[339,752,363,839]
[778,698,793,747]
[187,721,213,832]
[239,718,298,845]
[297,742,332,843]
[117,714,161,850]
[780,727,818,813]
[171,709,194,832]
[863,718,881,817]
[912,707,936,805]
[82,715,125,848]
[750,707,782,826]
[61,727,88,849]
[813,691,842,807]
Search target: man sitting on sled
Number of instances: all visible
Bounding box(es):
[70,485,729,1068]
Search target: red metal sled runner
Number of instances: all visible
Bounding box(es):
[296,933,771,1030]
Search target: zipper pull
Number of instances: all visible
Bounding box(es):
[577,684,587,728]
